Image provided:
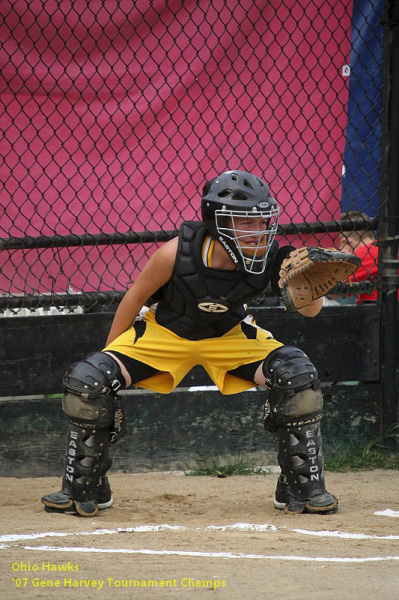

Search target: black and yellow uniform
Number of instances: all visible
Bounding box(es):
[42,171,338,517]
[104,221,292,394]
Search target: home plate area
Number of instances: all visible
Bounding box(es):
[1,471,399,599]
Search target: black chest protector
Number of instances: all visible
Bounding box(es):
[153,221,279,340]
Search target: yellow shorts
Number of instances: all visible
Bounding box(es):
[103,310,283,395]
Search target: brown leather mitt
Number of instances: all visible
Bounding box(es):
[278,246,361,312]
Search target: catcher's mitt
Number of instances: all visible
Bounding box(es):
[278,246,361,312]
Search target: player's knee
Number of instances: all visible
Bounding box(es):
[262,346,323,430]
[262,345,319,393]
[62,391,115,428]
[276,386,323,419]
[63,352,125,396]
[62,352,125,428]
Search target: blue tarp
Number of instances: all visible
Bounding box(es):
[341,0,384,216]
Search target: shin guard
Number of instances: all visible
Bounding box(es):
[62,421,110,503]
[277,418,337,513]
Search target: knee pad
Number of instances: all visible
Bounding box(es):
[64,352,125,398]
[262,346,319,393]
[262,346,323,431]
[62,352,125,429]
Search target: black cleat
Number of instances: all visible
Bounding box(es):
[284,492,338,514]
[42,476,113,516]
[304,492,338,514]
[272,474,338,514]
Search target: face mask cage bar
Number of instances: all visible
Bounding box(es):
[215,207,280,273]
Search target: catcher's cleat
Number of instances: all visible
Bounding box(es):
[42,476,113,516]
[41,490,74,511]
[272,475,338,514]
[73,499,99,517]
[284,492,338,515]
[304,492,338,514]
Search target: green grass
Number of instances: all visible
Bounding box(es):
[325,424,399,472]
[185,425,399,476]
[185,454,269,477]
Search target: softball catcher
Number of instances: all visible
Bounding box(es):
[42,170,360,516]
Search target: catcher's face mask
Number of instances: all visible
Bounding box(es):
[201,170,280,273]
[215,208,279,273]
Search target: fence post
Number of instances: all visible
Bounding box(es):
[380,0,399,434]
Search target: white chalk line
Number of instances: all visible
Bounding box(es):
[289,528,399,540]
[17,545,399,563]
[374,509,399,518]
[3,523,398,564]
[1,522,399,546]
[0,524,184,544]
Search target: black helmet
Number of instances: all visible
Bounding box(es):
[201,170,279,273]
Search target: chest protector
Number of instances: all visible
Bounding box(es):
[154,221,278,340]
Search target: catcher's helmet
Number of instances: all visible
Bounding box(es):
[201,170,280,273]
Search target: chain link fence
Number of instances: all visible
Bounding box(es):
[0,0,384,313]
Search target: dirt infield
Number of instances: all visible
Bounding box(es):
[1,470,399,599]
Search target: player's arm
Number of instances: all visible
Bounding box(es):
[105,237,178,345]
